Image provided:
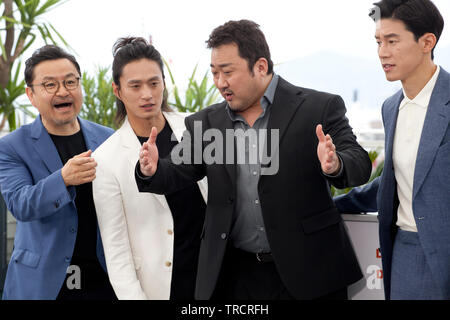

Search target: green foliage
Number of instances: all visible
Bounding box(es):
[164,60,220,113]
[331,149,384,196]
[79,66,116,129]
[0,60,24,130]
[0,0,69,132]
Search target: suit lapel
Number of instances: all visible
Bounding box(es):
[266,77,305,145]
[79,118,99,151]
[413,68,450,198]
[31,116,63,173]
[120,117,169,209]
[207,102,236,185]
[383,91,403,179]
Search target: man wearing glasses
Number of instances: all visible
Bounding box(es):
[0,45,116,300]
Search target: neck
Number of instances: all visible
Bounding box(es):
[43,118,80,136]
[128,112,166,138]
[236,74,273,127]
[402,60,437,100]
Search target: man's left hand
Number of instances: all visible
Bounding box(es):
[316,124,341,176]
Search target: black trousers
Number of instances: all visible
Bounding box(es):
[212,245,348,300]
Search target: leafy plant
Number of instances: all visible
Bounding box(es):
[331,149,384,196]
[79,66,116,129]
[164,60,220,113]
[0,0,70,132]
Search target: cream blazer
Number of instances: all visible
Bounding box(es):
[92,111,207,300]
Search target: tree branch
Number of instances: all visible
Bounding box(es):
[3,0,15,60]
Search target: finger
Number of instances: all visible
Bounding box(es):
[74,150,93,159]
[71,157,96,166]
[148,127,158,145]
[80,168,97,178]
[316,124,326,143]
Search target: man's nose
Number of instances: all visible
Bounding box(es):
[216,74,228,89]
[55,81,70,96]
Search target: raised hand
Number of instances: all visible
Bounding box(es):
[316,124,341,176]
[61,150,97,186]
[139,127,159,177]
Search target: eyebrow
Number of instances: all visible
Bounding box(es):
[127,76,161,84]
[375,33,400,39]
[210,63,232,68]
[41,73,78,81]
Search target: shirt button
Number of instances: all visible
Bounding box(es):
[252,144,257,149]
[167,229,173,235]
[165,261,172,267]
[54,201,60,209]
[65,257,71,263]
[220,233,227,240]
[255,199,260,205]
[252,171,258,176]
[70,228,76,233]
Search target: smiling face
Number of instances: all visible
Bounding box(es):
[375,18,434,84]
[26,58,82,135]
[113,58,165,129]
[210,43,267,113]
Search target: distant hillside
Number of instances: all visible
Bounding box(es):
[275,45,450,110]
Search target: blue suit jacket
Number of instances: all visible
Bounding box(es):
[335,67,450,299]
[0,116,114,299]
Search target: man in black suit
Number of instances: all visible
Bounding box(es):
[135,20,372,300]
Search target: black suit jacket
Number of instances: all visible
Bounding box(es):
[136,77,372,299]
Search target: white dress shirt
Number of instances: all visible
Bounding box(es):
[393,66,440,232]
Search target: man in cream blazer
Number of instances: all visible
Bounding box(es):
[93,111,207,299]
[92,37,207,299]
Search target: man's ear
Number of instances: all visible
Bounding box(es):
[254,57,269,76]
[25,86,37,110]
[420,32,437,55]
[112,82,121,99]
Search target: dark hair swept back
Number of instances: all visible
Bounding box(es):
[206,19,274,75]
[371,0,444,59]
[112,37,171,127]
[25,45,81,88]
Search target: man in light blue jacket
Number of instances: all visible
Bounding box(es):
[0,45,115,300]
[335,0,449,300]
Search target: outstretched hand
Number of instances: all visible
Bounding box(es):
[316,124,341,176]
[139,127,159,177]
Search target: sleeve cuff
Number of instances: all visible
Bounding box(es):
[323,153,344,178]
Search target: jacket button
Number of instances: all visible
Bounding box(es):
[167,229,173,235]
[55,202,60,209]
[220,233,227,240]
[165,261,172,267]
[65,256,71,263]
[228,197,234,204]
[70,227,76,233]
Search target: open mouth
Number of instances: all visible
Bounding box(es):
[141,104,155,109]
[383,64,395,72]
[224,92,233,101]
[54,102,73,109]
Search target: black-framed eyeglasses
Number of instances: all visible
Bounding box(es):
[30,76,80,94]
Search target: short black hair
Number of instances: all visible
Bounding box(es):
[206,19,274,75]
[25,45,81,87]
[112,37,170,127]
[371,0,444,59]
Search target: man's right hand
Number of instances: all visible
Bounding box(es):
[139,127,159,177]
[61,150,97,186]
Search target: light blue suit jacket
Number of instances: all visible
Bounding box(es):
[335,67,450,299]
[0,116,114,299]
